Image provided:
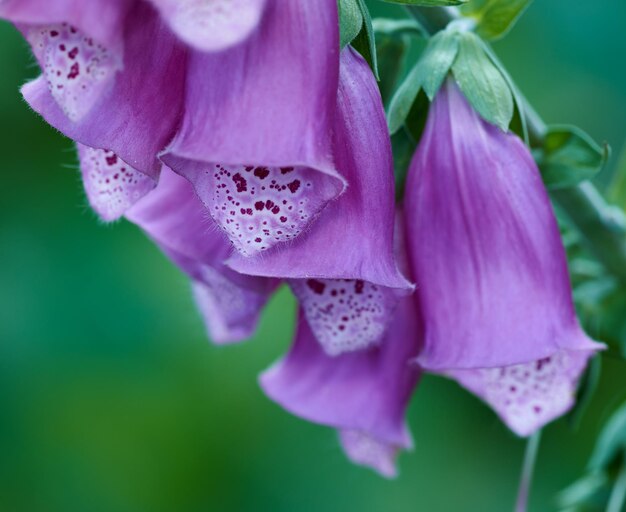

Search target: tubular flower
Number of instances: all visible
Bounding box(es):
[232,48,413,355]
[161,0,344,257]
[260,297,421,478]
[404,80,602,435]
[125,166,276,344]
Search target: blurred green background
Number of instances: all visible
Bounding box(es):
[1,2,625,511]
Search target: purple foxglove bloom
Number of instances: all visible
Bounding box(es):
[404,80,602,371]
[126,166,276,344]
[260,296,421,477]
[161,0,344,257]
[230,49,413,355]
[403,80,602,436]
[11,0,186,185]
[148,0,266,52]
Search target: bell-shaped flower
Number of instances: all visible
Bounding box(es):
[161,0,344,257]
[230,48,413,356]
[148,0,266,52]
[260,296,421,477]
[403,80,602,435]
[4,0,186,201]
[125,166,276,344]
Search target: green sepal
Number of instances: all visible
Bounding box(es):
[351,0,379,79]
[451,31,514,131]
[387,28,459,133]
[461,0,533,41]
[381,0,468,6]
[338,0,363,48]
[374,31,411,107]
[535,125,609,190]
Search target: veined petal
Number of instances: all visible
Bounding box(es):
[444,348,598,437]
[126,167,275,344]
[404,80,601,370]
[161,0,343,256]
[230,48,412,293]
[21,1,186,178]
[77,144,155,222]
[260,297,420,476]
[149,0,266,52]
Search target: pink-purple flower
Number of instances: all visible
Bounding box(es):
[0,0,603,478]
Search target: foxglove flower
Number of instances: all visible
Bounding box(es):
[161,0,344,257]
[404,80,602,435]
[232,48,413,356]
[126,166,276,344]
[260,297,421,477]
[11,0,186,191]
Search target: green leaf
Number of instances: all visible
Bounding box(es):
[372,17,426,38]
[608,143,626,212]
[462,0,533,40]
[338,0,363,48]
[567,355,602,430]
[387,28,459,133]
[392,128,418,200]
[588,401,626,472]
[382,0,468,6]
[556,471,610,510]
[451,31,514,131]
[375,33,410,106]
[351,0,379,79]
[536,126,609,190]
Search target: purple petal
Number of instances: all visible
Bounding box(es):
[260,297,420,476]
[339,430,399,479]
[149,0,266,52]
[229,49,411,293]
[161,0,343,255]
[404,80,601,370]
[1,0,130,48]
[77,144,155,222]
[21,1,186,178]
[197,164,341,256]
[290,279,400,356]
[126,167,276,344]
[445,348,597,436]
[24,22,122,122]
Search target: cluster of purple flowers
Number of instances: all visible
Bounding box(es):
[1,0,603,476]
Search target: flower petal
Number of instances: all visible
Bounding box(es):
[21,1,186,178]
[445,348,598,436]
[160,0,343,255]
[260,297,420,475]
[77,144,155,222]
[339,430,399,479]
[290,279,400,356]
[149,0,266,52]
[126,167,276,344]
[229,48,411,293]
[404,80,601,370]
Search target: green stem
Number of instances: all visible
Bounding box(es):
[607,461,626,512]
[514,431,542,512]
[405,5,626,283]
